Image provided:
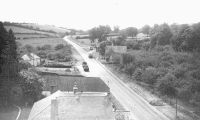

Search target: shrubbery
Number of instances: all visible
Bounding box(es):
[111,45,200,105]
[55,44,65,50]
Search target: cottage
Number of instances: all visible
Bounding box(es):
[21,53,41,66]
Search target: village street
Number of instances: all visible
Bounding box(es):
[64,36,170,120]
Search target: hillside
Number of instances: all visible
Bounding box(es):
[4,25,58,38]
[20,23,70,33]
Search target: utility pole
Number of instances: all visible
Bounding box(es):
[176,95,177,119]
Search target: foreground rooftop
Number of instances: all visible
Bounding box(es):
[28,91,129,120]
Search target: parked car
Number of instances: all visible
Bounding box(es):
[82,61,87,66]
[82,61,89,72]
[88,54,93,58]
[89,47,93,50]
[83,65,89,72]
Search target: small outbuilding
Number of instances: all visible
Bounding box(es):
[21,53,41,66]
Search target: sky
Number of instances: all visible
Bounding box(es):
[1,0,200,30]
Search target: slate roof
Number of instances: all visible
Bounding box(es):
[42,74,110,93]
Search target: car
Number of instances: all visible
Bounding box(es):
[82,61,87,66]
[82,61,89,72]
[89,47,93,50]
[88,54,93,58]
[83,65,89,72]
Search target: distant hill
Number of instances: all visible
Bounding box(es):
[20,23,70,33]
[3,22,71,39]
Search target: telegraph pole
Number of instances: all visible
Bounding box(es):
[176,95,177,119]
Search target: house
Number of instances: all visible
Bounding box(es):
[40,73,110,93]
[136,33,150,40]
[21,53,41,66]
[28,90,129,120]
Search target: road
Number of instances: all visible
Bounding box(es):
[64,36,170,120]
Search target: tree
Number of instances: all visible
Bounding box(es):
[124,27,138,37]
[171,23,200,52]
[149,24,159,36]
[19,68,45,105]
[125,63,136,77]
[170,24,190,51]
[89,25,111,42]
[121,53,136,66]
[113,26,120,33]
[0,22,8,73]
[55,44,65,50]
[141,25,151,36]
[189,22,200,51]
[157,73,177,98]
[99,41,107,56]
[150,23,172,47]
[23,44,35,53]
[7,29,18,61]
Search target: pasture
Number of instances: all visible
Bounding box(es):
[4,26,57,37]
[15,33,49,40]
[20,23,69,33]
[17,38,67,47]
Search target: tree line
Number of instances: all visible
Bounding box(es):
[0,22,44,107]
[88,22,200,53]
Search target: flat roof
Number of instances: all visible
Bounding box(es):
[28,91,116,120]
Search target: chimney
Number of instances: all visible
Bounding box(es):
[51,98,58,120]
[73,83,78,94]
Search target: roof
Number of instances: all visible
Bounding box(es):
[106,46,127,54]
[22,53,40,60]
[28,91,116,120]
[42,74,110,92]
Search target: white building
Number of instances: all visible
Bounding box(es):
[21,53,41,66]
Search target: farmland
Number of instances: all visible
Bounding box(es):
[4,25,58,37]
[20,23,70,33]
[17,38,67,47]
[15,33,49,40]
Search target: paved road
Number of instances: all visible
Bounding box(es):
[64,37,170,120]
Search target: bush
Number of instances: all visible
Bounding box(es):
[178,88,192,102]
[23,44,35,53]
[37,51,47,59]
[36,46,41,51]
[172,65,187,79]
[40,44,52,50]
[112,53,121,64]
[141,67,159,85]
[133,68,143,81]
[55,44,65,50]
[47,53,56,60]
[142,42,150,51]
[124,63,136,77]
[125,41,141,50]
[121,53,136,66]
[157,73,177,98]
[132,42,142,50]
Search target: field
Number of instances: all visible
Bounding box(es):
[17,38,67,47]
[4,25,57,37]
[21,23,70,33]
[15,33,49,40]
[69,37,91,51]
[76,38,91,46]
[70,36,91,46]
